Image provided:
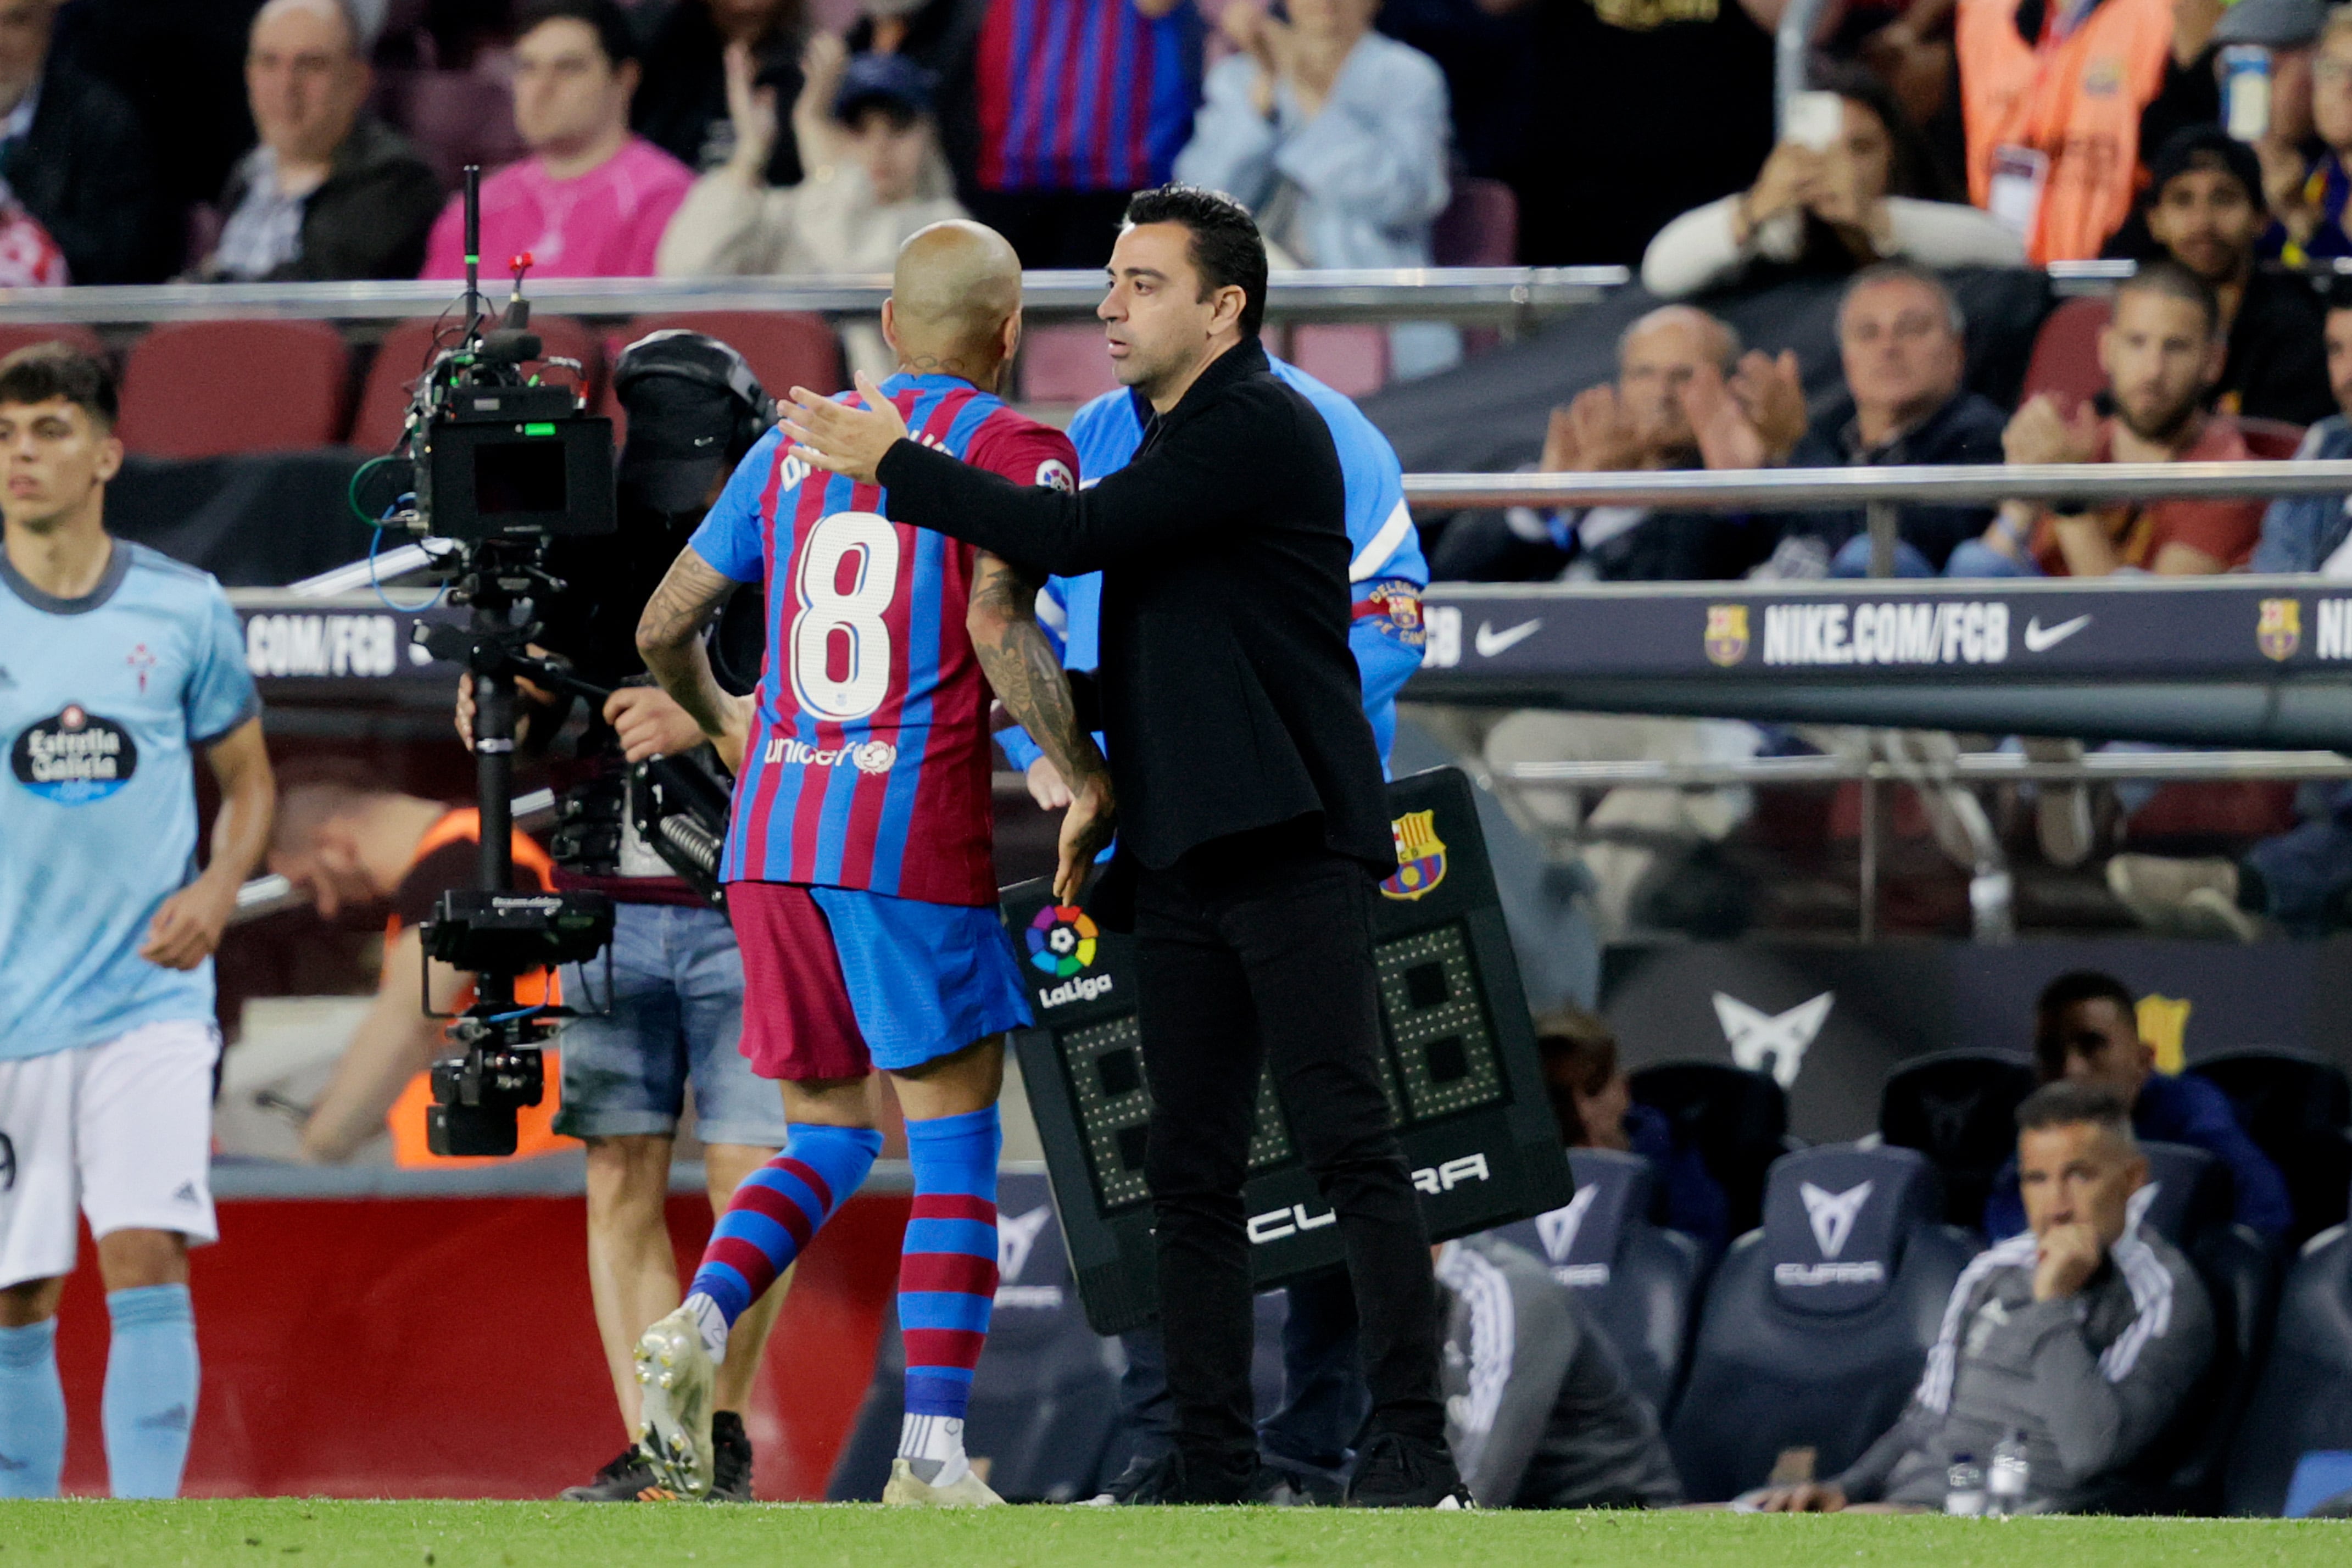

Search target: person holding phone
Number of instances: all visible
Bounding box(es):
[1641,65,2021,299]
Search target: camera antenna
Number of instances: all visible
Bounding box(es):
[462,164,482,344]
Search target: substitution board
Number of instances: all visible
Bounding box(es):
[1004,766,1574,1336]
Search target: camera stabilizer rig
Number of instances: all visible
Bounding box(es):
[372,166,623,1157]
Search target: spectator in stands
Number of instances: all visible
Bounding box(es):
[844,0,988,203]
[202,0,443,283]
[0,0,160,283]
[419,0,695,280]
[2277,2,2352,263]
[1641,66,2021,300]
[265,775,565,1167]
[1171,0,1455,377]
[657,43,963,382]
[634,0,810,188]
[1980,971,2292,1241]
[1536,1009,1728,1252]
[1753,1083,2214,1513]
[963,0,1202,267]
[2127,126,2333,425]
[1950,261,2265,577]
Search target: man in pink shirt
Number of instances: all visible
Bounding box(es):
[421,0,694,280]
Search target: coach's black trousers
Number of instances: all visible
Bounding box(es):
[1132,820,1445,1474]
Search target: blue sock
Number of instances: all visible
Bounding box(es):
[103,1285,199,1499]
[688,1124,884,1354]
[0,1319,65,1498]
[896,1106,1002,1486]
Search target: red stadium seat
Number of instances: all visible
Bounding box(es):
[398,63,525,194]
[350,315,601,454]
[1017,322,1118,404]
[1288,323,1390,399]
[1431,177,1519,268]
[2019,294,2110,410]
[0,323,104,361]
[2235,416,2308,460]
[618,311,839,404]
[118,320,353,457]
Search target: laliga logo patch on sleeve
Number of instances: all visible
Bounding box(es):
[1035,459,1075,492]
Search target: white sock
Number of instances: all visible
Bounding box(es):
[685,1292,729,1365]
[898,1413,969,1487]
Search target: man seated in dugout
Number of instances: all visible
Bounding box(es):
[1749,1083,2212,1514]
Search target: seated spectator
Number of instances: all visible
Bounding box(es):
[1752,1083,2214,1513]
[844,0,988,202]
[1641,66,2021,300]
[1982,971,2292,1241]
[2110,287,2352,942]
[2278,1,2352,264]
[200,0,443,283]
[1172,0,1455,377]
[1536,1008,1728,1252]
[420,0,695,280]
[657,42,963,383]
[1426,305,1781,583]
[2126,126,2333,425]
[267,775,565,1167]
[634,0,809,187]
[0,0,160,282]
[1950,261,2265,577]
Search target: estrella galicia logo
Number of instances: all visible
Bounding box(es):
[13,705,137,803]
[1027,904,1097,978]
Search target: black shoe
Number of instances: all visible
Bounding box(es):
[1101,1448,1256,1504]
[1344,1431,1472,1509]
[709,1411,754,1503]
[559,1448,667,1502]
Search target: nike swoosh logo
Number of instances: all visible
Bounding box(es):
[2023,613,2092,653]
[1474,618,1542,658]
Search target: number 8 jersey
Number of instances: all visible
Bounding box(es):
[689,372,1080,907]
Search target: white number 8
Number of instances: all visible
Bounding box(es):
[790,510,900,722]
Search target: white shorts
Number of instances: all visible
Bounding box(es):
[0,1018,219,1290]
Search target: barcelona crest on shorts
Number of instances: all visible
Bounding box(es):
[1380,808,1448,901]
[2258,598,2301,662]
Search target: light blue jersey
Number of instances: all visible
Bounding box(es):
[1001,356,1429,771]
[0,542,258,1061]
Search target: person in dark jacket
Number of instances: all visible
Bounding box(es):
[632,0,807,187]
[778,187,1468,1508]
[0,0,162,283]
[1982,970,2291,1242]
[1535,1008,1728,1253]
[202,0,442,283]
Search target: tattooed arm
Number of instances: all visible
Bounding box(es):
[968,550,1116,902]
[636,548,755,775]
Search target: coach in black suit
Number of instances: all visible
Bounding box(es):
[780,194,1464,1508]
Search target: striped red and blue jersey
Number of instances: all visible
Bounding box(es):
[975,0,1203,194]
[690,373,1080,906]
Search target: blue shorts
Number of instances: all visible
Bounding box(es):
[729,881,1033,1080]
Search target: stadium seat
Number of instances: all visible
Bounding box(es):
[1628,1061,1793,1238]
[1287,325,1390,399]
[1879,1050,2038,1230]
[1663,1143,1977,1501]
[618,311,839,410]
[1431,177,1520,269]
[0,323,103,362]
[2020,295,2110,410]
[2236,416,2308,461]
[2225,1209,2352,1515]
[349,315,603,455]
[1019,322,1121,404]
[2187,1050,2352,1248]
[117,320,353,457]
[826,1172,1123,1503]
[1483,1147,1707,1420]
[399,64,526,193]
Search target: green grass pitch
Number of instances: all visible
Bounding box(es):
[0,1502,2342,1568]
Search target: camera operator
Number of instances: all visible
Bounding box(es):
[453,331,791,1504]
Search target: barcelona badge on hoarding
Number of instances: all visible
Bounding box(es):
[2257,598,2301,662]
[1704,604,1749,667]
[1380,808,1448,901]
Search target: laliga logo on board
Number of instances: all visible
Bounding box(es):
[1380,809,1447,901]
[1029,904,1113,1007]
[1704,605,1749,667]
[2258,598,2301,662]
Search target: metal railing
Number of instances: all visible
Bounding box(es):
[1402,461,2352,512]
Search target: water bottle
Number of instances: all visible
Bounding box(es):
[2221,44,2273,142]
[1944,1453,1986,1516]
[1987,1430,2031,1517]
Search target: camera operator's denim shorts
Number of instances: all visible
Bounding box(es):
[551,900,789,1148]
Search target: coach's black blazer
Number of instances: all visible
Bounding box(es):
[875,336,1394,907]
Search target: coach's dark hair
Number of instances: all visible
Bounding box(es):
[2119,258,2222,339]
[516,0,638,68]
[0,344,118,431]
[2015,1080,2136,1148]
[1123,183,1269,339]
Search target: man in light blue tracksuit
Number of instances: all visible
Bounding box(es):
[999,356,1429,1501]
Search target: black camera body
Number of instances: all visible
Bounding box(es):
[414,376,615,543]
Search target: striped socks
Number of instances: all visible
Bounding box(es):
[687,1123,884,1361]
[896,1106,1002,1487]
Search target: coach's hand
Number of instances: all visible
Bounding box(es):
[781,372,908,486]
[605,686,706,762]
[2034,1220,2103,1302]
[141,878,238,970]
[1751,1482,1848,1512]
[1055,774,1115,905]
